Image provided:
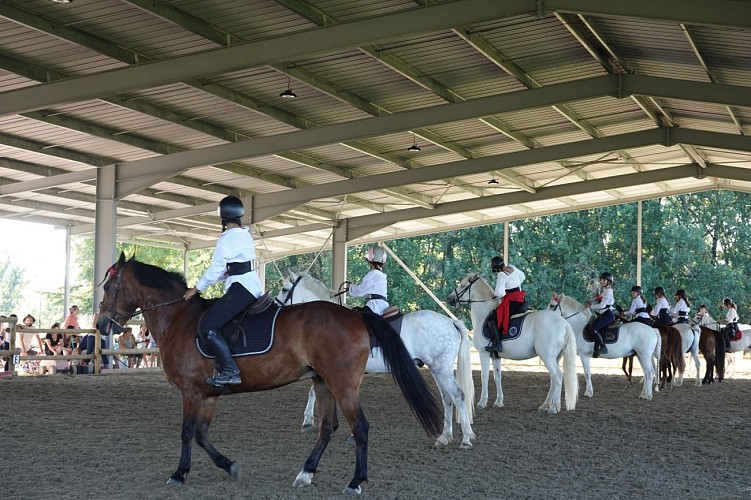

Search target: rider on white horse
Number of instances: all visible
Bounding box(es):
[486,256,526,355]
[671,289,691,324]
[620,285,653,326]
[586,272,615,358]
[348,246,389,315]
[651,287,672,326]
[720,297,740,350]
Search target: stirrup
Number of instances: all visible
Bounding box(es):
[205,371,241,387]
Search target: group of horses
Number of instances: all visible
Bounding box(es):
[95,256,748,495]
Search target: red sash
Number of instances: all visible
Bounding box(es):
[496,290,526,333]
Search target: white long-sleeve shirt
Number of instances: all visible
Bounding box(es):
[651,296,670,316]
[624,295,650,319]
[590,287,614,313]
[494,266,526,298]
[726,307,739,324]
[195,226,263,297]
[670,298,690,318]
[349,269,389,315]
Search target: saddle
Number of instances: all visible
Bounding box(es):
[482,302,532,342]
[196,293,281,358]
[583,317,622,344]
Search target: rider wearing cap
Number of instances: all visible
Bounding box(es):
[586,272,615,357]
[650,287,672,326]
[670,289,691,324]
[620,285,652,326]
[720,297,739,350]
[486,256,526,354]
[183,196,263,388]
[348,246,389,315]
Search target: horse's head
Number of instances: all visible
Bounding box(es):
[276,271,333,305]
[97,252,133,335]
[447,273,491,306]
[547,293,564,310]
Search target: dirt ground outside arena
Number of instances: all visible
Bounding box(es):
[2,368,750,499]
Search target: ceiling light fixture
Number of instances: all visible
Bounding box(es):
[279,76,297,99]
[407,133,421,152]
[488,177,499,185]
[50,0,73,3]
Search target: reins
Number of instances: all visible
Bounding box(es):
[550,297,587,320]
[451,275,489,306]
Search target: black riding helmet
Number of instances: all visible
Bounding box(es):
[599,272,613,283]
[654,286,665,296]
[631,285,642,293]
[490,256,505,273]
[218,196,244,223]
[675,289,686,298]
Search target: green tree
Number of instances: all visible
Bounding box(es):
[0,257,27,315]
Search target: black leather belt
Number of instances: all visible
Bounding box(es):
[678,311,687,317]
[505,287,520,293]
[226,261,254,276]
[635,307,647,313]
[366,294,387,301]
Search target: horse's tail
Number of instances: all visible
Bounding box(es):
[562,323,579,411]
[453,319,474,423]
[670,328,685,376]
[652,329,662,393]
[360,310,442,437]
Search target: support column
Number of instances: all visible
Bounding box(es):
[256,256,266,292]
[64,226,71,318]
[183,247,190,280]
[332,220,348,303]
[93,165,117,313]
[637,200,643,286]
[503,221,509,264]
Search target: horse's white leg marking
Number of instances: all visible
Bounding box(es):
[292,470,314,488]
[302,385,316,433]
[492,357,504,408]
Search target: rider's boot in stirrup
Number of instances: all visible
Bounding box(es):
[204,330,241,387]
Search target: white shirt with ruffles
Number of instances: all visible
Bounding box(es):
[195,226,263,297]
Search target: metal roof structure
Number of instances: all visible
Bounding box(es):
[0,0,750,259]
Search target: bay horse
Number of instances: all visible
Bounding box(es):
[549,293,661,400]
[276,271,475,448]
[97,254,442,495]
[623,326,687,390]
[446,274,578,414]
[695,312,749,384]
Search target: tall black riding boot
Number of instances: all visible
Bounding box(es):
[485,322,503,355]
[593,331,607,358]
[204,330,241,387]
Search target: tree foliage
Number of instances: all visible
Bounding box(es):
[0,257,27,315]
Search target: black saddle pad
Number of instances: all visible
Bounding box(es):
[482,309,531,342]
[583,318,621,344]
[196,302,281,358]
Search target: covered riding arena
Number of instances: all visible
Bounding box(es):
[1,1,751,498]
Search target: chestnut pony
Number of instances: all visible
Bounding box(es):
[97,254,441,495]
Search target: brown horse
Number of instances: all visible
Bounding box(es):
[97,254,441,495]
[699,326,726,384]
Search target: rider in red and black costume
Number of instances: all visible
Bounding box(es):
[486,256,526,354]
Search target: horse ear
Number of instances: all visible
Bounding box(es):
[117,252,126,266]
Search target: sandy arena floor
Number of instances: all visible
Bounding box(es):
[2,367,750,499]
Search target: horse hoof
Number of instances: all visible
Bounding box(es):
[476,402,487,410]
[346,435,356,445]
[493,402,504,408]
[460,441,473,449]
[292,470,314,488]
[228,462,240,481]
[166,477,184,486]
[342,486,362,496]
[434,435,451,447]
[301,424,314,434]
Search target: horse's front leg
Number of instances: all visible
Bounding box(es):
[302,385,316,433]
[477,351,490,409]
[194,395,239,480]
[492,357,504,408]
[167,395,200,485]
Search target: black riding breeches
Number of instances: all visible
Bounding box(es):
[199,282,255,338]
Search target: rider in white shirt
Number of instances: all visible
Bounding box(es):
[183,196,262,388]
[620,285,652,326]
[348,246,389,315]
[720,297,740,350]
[650,287,671,326]
[670,289,691,324]
[586,272,615,357]
[486,256,526,355]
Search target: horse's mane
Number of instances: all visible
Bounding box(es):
[291,271,334,299]
[128,258,187,292]
[558,293,591,317]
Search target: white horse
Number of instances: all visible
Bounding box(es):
[549,293,661,400]
[446,274,578,414]
[668,322,701,386]
[277,271,476,449]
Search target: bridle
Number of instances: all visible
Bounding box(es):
[100,264,184,330]
[549,296,587,320]
[276,274,304,306]
[450,275,486,306]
